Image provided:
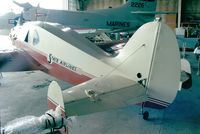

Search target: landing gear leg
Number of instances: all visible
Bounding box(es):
[141,102,149,120]
[143,111,149,120]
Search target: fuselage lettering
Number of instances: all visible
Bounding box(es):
[47,54,77,72]
[106,21,130,28]
[131,2,144,8]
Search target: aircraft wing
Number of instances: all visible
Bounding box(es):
[48,74,147,116]
[131,11,177,14]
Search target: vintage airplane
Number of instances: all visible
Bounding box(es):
[13,0,157,31]
[2,18,192,134]
[0,12,21,35]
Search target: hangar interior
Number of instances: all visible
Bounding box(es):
[0,0,200,134]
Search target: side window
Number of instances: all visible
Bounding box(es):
[32,30,40,45]
[28,29,40,46]
[24,31,29,43]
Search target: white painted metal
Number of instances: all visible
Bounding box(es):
[181,59,191,74]
[48,81,65,111]
[21,22,114,77]
[146,22,180,104]
[111,21,160,81]
[49,75,146,116]
[11,20,181,117]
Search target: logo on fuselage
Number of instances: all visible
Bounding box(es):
[47,54,77,72]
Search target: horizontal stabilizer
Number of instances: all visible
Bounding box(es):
[48,75,147,117]
[48,81,65,116]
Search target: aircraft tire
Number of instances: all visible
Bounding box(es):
[143,111,149,120]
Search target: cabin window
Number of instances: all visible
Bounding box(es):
[24,31,29,43]
[32,30,40,45]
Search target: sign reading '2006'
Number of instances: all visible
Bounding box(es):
[130,2,144,8]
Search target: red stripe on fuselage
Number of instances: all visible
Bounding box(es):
[14,40,92,85]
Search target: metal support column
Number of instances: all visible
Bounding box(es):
[178,0,182,28]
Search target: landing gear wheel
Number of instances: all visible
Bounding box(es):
[143,111,149,120]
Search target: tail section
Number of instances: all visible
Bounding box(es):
[115,20,180,109]
[145,21,180,108]
[47,20,182,119]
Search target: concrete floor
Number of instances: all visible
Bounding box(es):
[0,35,200,134]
